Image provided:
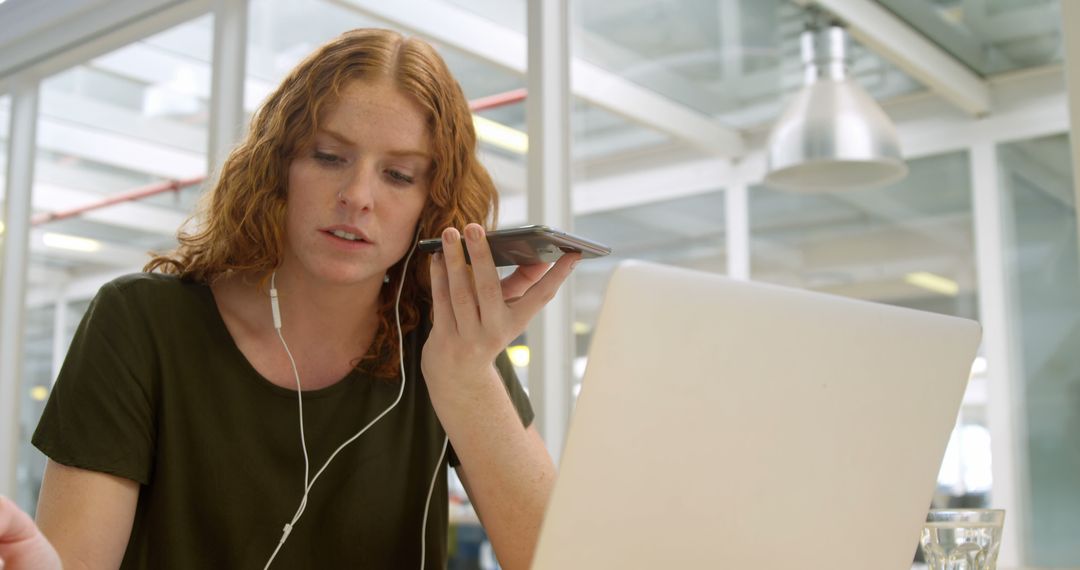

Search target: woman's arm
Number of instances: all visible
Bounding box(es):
[428,368,555,570]
[35,459,139,569]
[423,223,578,570]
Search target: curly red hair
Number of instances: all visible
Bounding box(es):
[146,28,498,378]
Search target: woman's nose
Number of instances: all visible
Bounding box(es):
[337,167,376,210]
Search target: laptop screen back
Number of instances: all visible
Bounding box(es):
[532,261,981,570]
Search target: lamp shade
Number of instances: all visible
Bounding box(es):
[764,25,908,192]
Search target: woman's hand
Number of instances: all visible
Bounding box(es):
[422,223,580,389]
[0,495,61,570]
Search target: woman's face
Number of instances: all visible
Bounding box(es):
[284,77,432,287]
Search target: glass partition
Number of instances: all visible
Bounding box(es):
[998,133,1079,567]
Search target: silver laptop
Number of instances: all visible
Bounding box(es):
[532,261,981,570]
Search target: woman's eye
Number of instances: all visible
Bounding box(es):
[313,151,344,166]
[387,170,415,185]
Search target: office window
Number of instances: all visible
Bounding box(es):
[16,14,214,514]
[750,152,977,318]
[998,133,1080,567]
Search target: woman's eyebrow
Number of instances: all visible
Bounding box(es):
[317,127,356,146]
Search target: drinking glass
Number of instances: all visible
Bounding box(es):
[920,509,1005,570]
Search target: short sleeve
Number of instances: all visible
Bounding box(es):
[447,350,534,467]
[32,279,158,484]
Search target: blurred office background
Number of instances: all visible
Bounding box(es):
[0,0,1078,568]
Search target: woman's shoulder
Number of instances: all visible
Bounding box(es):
[104,271,201,294]
[95,272,211,317]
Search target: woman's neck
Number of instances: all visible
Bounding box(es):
[266,265,384,351]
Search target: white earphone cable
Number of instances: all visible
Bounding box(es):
[264,233,445,570]
[420,435,449,569]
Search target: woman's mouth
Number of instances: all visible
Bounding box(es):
[328,229,366,242]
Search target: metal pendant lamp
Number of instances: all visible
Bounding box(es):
[764,20,908,192]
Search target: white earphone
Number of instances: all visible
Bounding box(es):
[263,228,449,569]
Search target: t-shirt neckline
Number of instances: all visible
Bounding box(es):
[196,280,368,400]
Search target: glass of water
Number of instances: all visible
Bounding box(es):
[920,509,1005,570]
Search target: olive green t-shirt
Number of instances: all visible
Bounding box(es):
[32,273,534,569]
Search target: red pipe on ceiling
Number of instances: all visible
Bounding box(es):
[31,176,206,226]
[469,88,527,112]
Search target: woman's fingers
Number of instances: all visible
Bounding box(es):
[462,224,507,321]
[501,262,552,300]
[508,252,580,329]
[431,224,580,347]
[440,227,481,334]
[428,250,455,333]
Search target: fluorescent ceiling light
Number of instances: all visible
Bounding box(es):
[904,271,959,296]
[473,115,528,154]
[970,356,987,377]
[507,344,530,367]
[30,386,49,402]
[42,232,102,252]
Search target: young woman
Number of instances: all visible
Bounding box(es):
[19,28,578,569]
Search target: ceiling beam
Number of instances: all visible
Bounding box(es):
[498,157,730,226]
[872,0,988,73]
[794,0,991,116]
[37,90,206,154]
[0,0,211,92]
[35,115,205,179]
[330,0,744,156]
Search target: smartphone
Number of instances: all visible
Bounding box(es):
[417,225,612,267]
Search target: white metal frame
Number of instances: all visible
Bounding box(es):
[0,79,40,498]
[1063,0,1080,259]
[525,0,574,461]
[0,0,213,95]
[724,183,750,280]
[208,0,249,174]
[0,0,186,79]
[970,142,1029,567]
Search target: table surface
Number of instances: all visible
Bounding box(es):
[914,565,1078,570]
